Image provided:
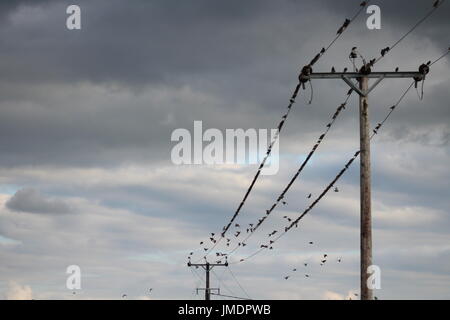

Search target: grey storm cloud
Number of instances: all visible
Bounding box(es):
[6,188,74,214]
[0,0,449,300]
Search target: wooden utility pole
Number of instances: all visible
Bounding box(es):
[188,261,228,300]
[305,68,424,300]
[359,75,373,300]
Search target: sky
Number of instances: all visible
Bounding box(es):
[0,0,449,300]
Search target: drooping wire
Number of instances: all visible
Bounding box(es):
[210,293,252,300]
[228,267,252,299]
[211,268,237,297]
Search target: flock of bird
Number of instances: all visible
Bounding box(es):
[189,186,342,266]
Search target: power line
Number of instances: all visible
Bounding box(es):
[210,293,252,300]
[193,0,371,263]
[371,0,446,66]
[228,74,423,265]
[224,91,354,258]
[228,267,251,299]
[211,268,237,297]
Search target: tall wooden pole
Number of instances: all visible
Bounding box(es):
[205,263,211,300]
[359,76,373,300]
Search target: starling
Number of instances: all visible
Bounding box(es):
[307,193,312,199]
[331,67,336,73]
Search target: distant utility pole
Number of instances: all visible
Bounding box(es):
[188,261,228,300]
[304,67,425,300]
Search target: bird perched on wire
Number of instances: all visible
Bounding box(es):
[395,67,399,72]
[350,47,358,59]
[433,0,443,8]
[380,47,390,57]
[337,19,351,35]
[331,67,336,73]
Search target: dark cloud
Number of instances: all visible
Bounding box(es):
[6,188,74,214]
[0,0,449,299]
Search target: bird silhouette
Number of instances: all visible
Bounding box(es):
[282,201,287,205]
[433,0,441,8]
[235,231,241,237]
[200,241,204,245]
[304,263,308,267]
[307,194,312,199]
[293,268,297,272]
[343,67,348,73]
[338,258,342,263]
[334,187,339,192]
[309,241,314,245]
[324,254,328,258]
[235,224,240,228]
[331,67,336,73]
[395,67,399,72]
[189,252,193,255]
[305,274,310,278]
[122,294,127,299]
[284,276,290,280]
[321,260,327,264]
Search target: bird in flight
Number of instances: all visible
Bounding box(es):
[334,187,339,192]
[284,276,290,280]
[307,194,312,199]
[309,241,314,245]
